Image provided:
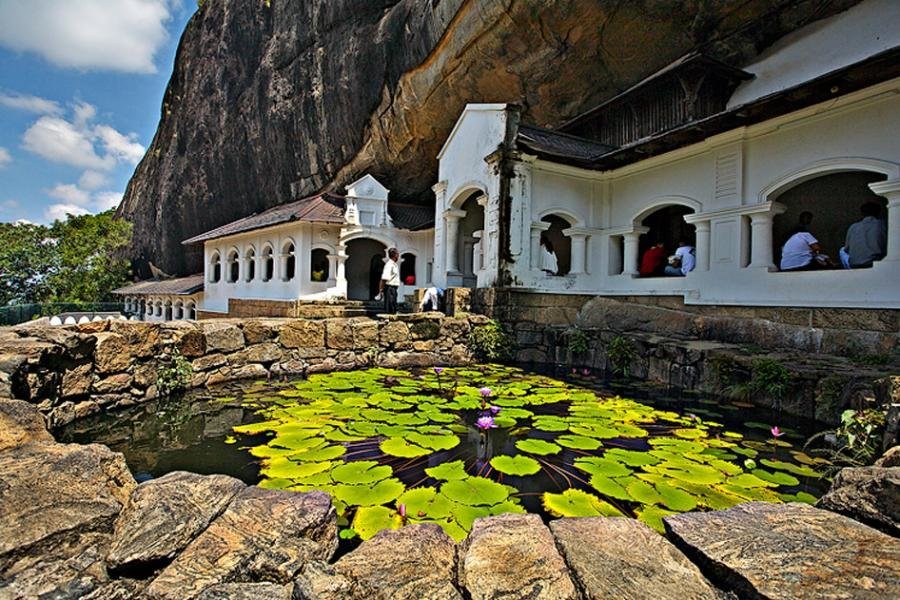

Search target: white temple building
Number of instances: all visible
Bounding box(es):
[432,0,900,308]
[116,0,900,318]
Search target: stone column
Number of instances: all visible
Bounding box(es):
[694,220,711,272]
[530,221,550,270]
[562,227,591,275]
[334,244,348,297]
[444,208,466,275]
[473,230,484,272]
[622,227,648,276]
[869,179,900,263]
[748,203,785,270]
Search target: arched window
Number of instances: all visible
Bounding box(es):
[209,252,221,283]
[261,245,274,282]
[164,301,172,321]
[155,301,163,317]
[400,253,416,285]
[637,205,696,277]
[310,248,329,282]
[244,247,256,282]
[281,241,296,281]
[174,301,184,320]
[226,249,240,283]
[186,301,196,320]
[541,215,574,275]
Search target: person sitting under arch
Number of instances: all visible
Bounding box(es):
[540,234,558,275]
[664,240,695,276]
[780,226,831,271]
[639,240,667,277]
[842,202,887,269]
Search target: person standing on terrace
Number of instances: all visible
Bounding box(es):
[379,248,401,314]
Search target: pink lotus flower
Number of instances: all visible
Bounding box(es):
[582,368,590,376]
[476,415,497,430]
[479,387,492,398]
[571,367,578,374]
[489,405,501,415]
[770,426,784,438]
[433,367,444,375]
[398,503,406,518]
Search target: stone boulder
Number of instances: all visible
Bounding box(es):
[196,582,293,599]
[877,445,900,467]
[107,471,246,573]
[280,320,325,349]
[294,523,460,600]
[201,322,245,353]
[109,321,161,358]
[459,513,577,600]
[0,398,52,451]
[93,332,131,374]
[664,502,900,599]
[816,465,900,536]
[549,517,719,599]
[145,488,337,600]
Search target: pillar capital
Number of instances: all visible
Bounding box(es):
[562,226,601,238]
[693,220,711,233]
[870,179,900,203]
[531,221,551,232]
[432,180,449,196]
[622,226,650,241]
[444,208,467,222]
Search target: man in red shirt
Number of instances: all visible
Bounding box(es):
[639,241,667,277]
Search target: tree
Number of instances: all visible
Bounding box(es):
[0,211,133,306]
[44,211,133,303]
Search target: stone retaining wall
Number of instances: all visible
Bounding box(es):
[0,314,486,428]
[1,398,898,599]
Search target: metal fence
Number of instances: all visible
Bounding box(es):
[0,302,125,326]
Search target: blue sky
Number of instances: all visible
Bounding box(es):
[0,0,194,224]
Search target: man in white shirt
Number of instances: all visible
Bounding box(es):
[379,248,401,314]
[780,231,825,271]
[664,241,696,276]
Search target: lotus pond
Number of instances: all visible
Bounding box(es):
[60,365,830,543]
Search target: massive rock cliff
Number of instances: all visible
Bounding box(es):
[118,0,862,274]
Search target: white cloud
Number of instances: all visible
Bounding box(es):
[44,203,90,223]
[0,0,175,74]
[48,183,91,207]
[0,92,62,115]
[78,170,110,191]
[21,102,145,170]
[95,125,146,165]
[94,191,123,212]
[0,146,10,168]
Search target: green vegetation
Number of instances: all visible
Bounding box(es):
[806,408,887,471]
[727,358,791,405]
[0,211,132,307]
[157,348,193,396]
[467,320,515,362]
[229,365,826,541]
[565,327,590,356]
[606,336,638,377]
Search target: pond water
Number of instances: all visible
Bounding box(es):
[59,365,830,543]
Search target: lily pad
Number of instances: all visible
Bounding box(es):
[380,437,431,458]
[330,461,393,485]
[489,455,541,476]
[588,475,631,501]
[396,487,453,519]
[556,434,602,450]
[405,431,460,451]
[515,439,561,456]
[441,477,509,506]
[352,506,402,541]
[425,460,468,481]
[333,478,405,506]
[542,489,623,518]
[636,505,676,533]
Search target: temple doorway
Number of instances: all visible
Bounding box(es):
[346,238,386,300]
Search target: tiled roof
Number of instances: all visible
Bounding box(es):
[389,203,434,231]
[182,193,347,244]
[516,124,616,164]
[113,274,205,296]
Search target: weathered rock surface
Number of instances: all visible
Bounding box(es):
[295,523,460,600]
[107,471,246,573]
[459,513,577,600]
[0,442,134,569]
[877,444,900,467]
[145,488,337,600]
[196,582,293,599]
[665,502,900,599]
[117,0,863,274]
[0,398,52,451]
[816,465,900,536]
[550,517,719,600]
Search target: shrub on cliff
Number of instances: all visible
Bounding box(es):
[468,320,515,363]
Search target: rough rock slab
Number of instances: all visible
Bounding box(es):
[145,488,337,600]
[664,501,900,599]
[196,582,293,599]
[107,471,246,573]
[0,398,52,451]
[294,523,460,600]
[0,441,135,570]
[459,513,578,600]
[816,465,899,536]
[550,517,719,600]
